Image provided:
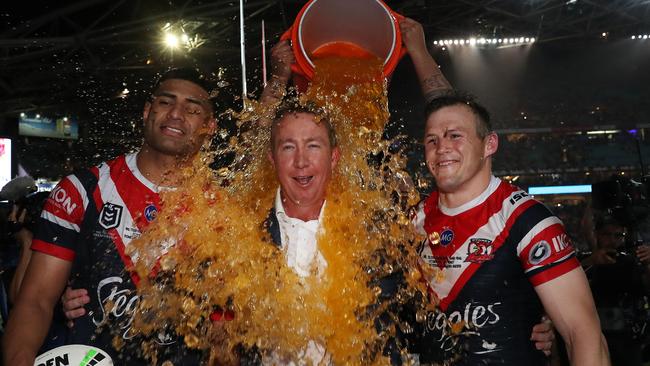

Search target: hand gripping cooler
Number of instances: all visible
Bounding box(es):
[281,0,406,90]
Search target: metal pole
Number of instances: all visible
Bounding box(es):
[240,0,248,100]
[262,19,267,87]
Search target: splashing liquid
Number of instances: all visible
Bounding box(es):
[127,47,431,365]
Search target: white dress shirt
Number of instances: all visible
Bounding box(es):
[274,188,328,278]
[267,188,331,365]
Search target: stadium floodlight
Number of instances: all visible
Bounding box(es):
[432,35,536,47]
[161,21,206,52]
[164,32,179,49]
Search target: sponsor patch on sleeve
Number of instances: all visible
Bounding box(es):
[520,221,579,285]
[45,177,84,223]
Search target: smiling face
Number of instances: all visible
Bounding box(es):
[268,112,340,220]
[142,78,215,158]
[424,104,497,196]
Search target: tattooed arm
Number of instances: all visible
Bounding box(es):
[400,17,452,103]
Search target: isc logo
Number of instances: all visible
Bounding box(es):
[509,192,528,205]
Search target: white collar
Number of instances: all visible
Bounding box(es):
[128,151,176,192]
[273,188,328,278]
[274,187,326,223]
[438,175,501,216]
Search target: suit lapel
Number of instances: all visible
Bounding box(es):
[263,207,282,248]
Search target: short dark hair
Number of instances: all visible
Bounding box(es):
[270,98,337,149]
[152,67,217,112]
[424,90,492,139]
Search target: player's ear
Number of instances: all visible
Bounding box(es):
[484,132,498,159]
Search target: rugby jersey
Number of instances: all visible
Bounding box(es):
[32,152,203,365]
[410,176,579,365]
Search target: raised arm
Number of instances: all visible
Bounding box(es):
[535,267,610,366]
[2,252,72,365]
[399,17,452,103]
[260,40,294,107]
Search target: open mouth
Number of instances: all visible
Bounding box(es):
[161,125,184,136]
[436,160,458,167]
[293,176,314,186]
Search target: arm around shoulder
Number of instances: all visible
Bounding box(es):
[2,251,72,366]
[534,266,610,366]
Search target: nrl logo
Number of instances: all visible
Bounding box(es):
[99,202,123,230]
[465,238,494,263]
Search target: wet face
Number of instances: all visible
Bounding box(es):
[268,112,340,214]
[142,79,215,157]
[424,104,497,194]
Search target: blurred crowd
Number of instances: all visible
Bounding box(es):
[495,132,650,174]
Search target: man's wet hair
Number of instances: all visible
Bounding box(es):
[424,90,492,139]
[152,67,217,112]
[270,98,338,148]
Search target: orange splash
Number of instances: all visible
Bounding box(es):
[127,53,428,365]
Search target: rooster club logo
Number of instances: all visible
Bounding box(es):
[466,238,494,263]
[99,202,123,229]
[440,228,454,246]
[144,204,158,222]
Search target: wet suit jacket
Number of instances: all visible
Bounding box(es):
[241,208,409,365]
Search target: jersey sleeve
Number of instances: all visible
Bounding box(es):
[32,174,88,261]
[515,204,580,287]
